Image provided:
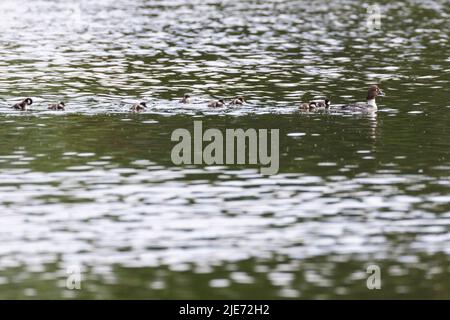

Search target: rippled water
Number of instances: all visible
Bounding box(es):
[0,0,449,299]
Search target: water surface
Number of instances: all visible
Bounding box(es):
[0,0,449,299]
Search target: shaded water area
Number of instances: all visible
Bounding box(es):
[0,0,449,299]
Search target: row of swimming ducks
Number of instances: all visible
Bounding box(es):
[10,85,385,113]
[297,84,384,112]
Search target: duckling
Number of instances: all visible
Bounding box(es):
[299,101,318,111]
[12,98,33,111]
[229,96,245,106]
[310,99,331,109]
[299,102,312,111]
[130,102,147,112]
[48,102,65,111]
[180,94,191,104]
[299,99,330,111]
[208,99,225,108]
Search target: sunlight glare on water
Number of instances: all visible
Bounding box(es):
[0,0,449,299]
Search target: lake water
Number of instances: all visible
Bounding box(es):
[0,0,449,299]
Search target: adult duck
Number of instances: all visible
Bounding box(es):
[333,85,385,112]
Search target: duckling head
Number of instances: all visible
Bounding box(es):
[25,98,33,105]
[236,96,245,103]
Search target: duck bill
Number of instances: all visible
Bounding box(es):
[379,90,385,96]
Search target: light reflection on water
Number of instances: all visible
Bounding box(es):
[0,0,449,298]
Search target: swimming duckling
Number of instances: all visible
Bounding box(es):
[309,99,331,109]
[12,98,33,111]
[180,94,191,104]
[208,99,225,108]
[299,102,312,111]
[299,99,330,111]
[229,96,245,106]
[48,102,65,110]
[130,102,148,112]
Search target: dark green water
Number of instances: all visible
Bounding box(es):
[0,0,449,299]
